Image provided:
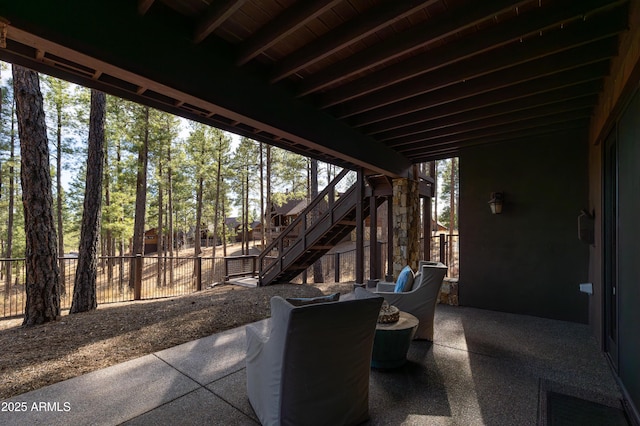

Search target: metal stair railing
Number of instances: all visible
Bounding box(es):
[258,168,355,285]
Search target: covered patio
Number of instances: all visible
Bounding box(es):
[1,0,640,423]
[0,304,622,425]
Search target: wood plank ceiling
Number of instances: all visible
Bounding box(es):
[0,0,630,176]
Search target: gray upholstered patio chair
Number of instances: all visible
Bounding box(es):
[245,287,383,426]
[376,262,447,341]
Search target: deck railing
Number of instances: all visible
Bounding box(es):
[1,234,459,320]
[0,255,226,320]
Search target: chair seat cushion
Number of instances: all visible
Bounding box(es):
[394,266,414,292]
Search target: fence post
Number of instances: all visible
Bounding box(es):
[439,234,446,264]
[334,252,340,282]
[195,256,202,291]
[252,255,257,277]
[377,241,383,280]
[134,254,142,300]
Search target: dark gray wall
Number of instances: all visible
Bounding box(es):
[459,133,590,323]
[617,87,640,414]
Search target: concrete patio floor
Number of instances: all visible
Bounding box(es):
[0,304,623,425]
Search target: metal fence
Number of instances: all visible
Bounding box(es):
[425,234,460,278]
[1,235,459,319]
[1,255,226,320]
[295,234,459,284]
[321,234,458,283]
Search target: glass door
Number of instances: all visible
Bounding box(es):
[603,128,618,370]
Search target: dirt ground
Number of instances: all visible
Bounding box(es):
[0,282,354,400]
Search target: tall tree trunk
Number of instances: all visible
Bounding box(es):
[13,65,60,326]
[245,164,249,254]
[129,106,149,289]
[4,98,16,296]
[266,145,272,245]
[434,160,438,237]
[212,138,223,264]
[222,199,227,257]
[195,176,203,257]
[104,144,113,283]
[449,158,456,267]
[240,176,245,254]
[116,139,125,292]
[55,102,65,295]
[156,153,164,287]
[70,90,105,313]
[259,142,265,249]
[194,136,205,258]
[311,159,323,283]
[167,145,174,286]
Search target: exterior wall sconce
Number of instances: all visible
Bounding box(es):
[488,192,504,214]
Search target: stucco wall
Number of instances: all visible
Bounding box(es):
[458,133,590,323]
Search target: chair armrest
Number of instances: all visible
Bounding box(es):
[246,322,269,363]
[376,282,396,293]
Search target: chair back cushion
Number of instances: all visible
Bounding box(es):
[286,293,340,306]
[411,272,422,290]
[394,265,414,292]
[279,288,383,425]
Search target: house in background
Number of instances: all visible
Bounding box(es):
[224,217,261,243]
[267,198,307,233]
[143,228,159,254]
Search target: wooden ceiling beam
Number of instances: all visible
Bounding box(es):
[334,26,622,119]
[396,112,591,152]
[362,79,603,135]
[377,95,598,142]
[407,122,589,161]
[386,105,594,146]
[318,1,628,108]
[235,0,342,66]
[1,0,410,176]
[270,0,436,83]
[193,0,246,44]
[138,0,155,15]
[296,0,531,97]
[347,51,613,127]
[298,0,552,96]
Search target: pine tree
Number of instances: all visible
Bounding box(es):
[13,65,60,325]
[70,90,105,313]
[310,158,323,283]
[232,137,260,254]
[42,75,85,294]
[129,105,150,289]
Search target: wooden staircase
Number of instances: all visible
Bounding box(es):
[258,170,382,286]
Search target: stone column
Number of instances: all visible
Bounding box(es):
[392,176,420,278]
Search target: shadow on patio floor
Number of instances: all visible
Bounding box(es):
[0,305,621,426]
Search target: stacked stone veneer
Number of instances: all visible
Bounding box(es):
[439,277,459,306]
[392,177,420,278]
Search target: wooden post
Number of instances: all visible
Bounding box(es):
[368,193,378,286]
[423,196,431,260]
[134,254,142,300]
[377,241,383,279]
[439,234,446,264]
[355,169,364,284]
[334,252,340,282]
[386,196,393,281]
[195,256,202,291]
[252,255,257,277]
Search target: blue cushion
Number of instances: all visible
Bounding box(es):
[394,266,414,293]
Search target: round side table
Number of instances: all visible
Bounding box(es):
[371,311,419,369]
